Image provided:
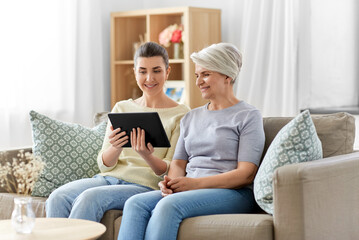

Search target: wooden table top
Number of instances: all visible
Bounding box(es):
[0,218,106,240]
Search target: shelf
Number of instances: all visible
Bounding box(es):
[114,60,134,65]
[112,16,146,61]
[169,59,185,64]
[110,7,221,108]
[114,59,185,65]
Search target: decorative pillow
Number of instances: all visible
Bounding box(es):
[254,110,323,214]
[29,110,107,197]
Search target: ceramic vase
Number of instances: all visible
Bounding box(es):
[173,42,183,59]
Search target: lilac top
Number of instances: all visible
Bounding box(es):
[173,101,265,179]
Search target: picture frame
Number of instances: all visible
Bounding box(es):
[164,80,185,103]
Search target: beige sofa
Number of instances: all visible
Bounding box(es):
[1,112,358,240]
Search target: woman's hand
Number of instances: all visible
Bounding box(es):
[159,175,173,197]
[167,177,200,193]
[101,126,128,167]
[108,126,129,150]
[131,127,167,175]
[131,127,154,158]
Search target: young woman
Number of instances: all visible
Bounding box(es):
[117,43,265,240]
[46,42,190,222]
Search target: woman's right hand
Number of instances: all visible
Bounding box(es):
[159,175,173,197]
[108,126,129,150]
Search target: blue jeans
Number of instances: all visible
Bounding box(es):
[118,188,256,240]
[46,175,153,222]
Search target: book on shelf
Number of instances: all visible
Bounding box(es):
[164,80,185,103]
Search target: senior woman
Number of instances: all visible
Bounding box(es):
[117,43,265,240]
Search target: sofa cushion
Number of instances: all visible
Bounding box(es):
[29,110,107,197]
[177,214,273,240]
[254,110,323,214]
[99,210,123,240]
[262,112,355,159]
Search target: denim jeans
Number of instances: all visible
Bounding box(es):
[46,175,153,222]
[118,187,256,240]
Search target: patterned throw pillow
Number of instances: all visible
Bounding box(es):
[29,110,107,197]
[253,110,323,214]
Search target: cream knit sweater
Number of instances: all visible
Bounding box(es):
[97,99,190,190]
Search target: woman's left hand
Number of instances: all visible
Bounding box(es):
[131,127,154,157]
[167,177,200,193]
[159,175,173,197]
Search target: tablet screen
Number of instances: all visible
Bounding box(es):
[108,112,171,148]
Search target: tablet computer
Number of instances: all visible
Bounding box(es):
[108,112,170,148]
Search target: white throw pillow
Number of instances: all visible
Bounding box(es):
[254,110,323,214]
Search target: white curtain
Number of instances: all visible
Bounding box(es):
[233,0,299,117]
[0,0,107,150]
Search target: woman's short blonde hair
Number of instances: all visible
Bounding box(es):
[190,43,242,84]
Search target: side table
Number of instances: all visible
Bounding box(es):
[0,218,106,240]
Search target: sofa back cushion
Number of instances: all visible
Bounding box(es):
[262,112,355,159]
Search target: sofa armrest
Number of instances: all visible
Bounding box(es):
[273,151,359,240]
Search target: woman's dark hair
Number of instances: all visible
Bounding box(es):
[134,42,169,70]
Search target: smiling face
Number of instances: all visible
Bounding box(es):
[195,64,230,100]
[134,56,170,97]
